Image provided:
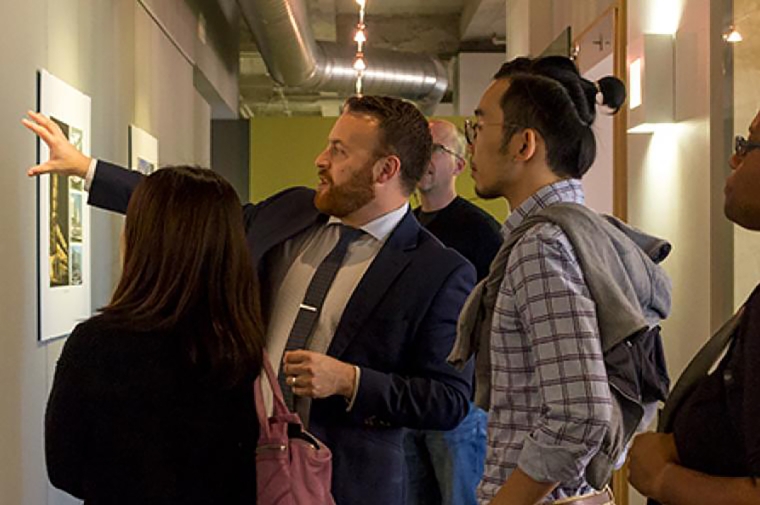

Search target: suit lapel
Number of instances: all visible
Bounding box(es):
[327,210,420,358]
[252,214,327,268]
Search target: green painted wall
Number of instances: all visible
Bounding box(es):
[249,116,508,222]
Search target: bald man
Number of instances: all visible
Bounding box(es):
[404,120,502,505]
[415,120,502,280]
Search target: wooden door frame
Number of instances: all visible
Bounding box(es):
[572,0,628,222]
[611,3,631,498]
[573,2,630,504]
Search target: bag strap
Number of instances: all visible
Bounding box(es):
[657,307,744,432]
[648,309,745,505]
[254,353,300,438]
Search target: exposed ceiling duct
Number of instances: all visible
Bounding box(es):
[238,0,449,113]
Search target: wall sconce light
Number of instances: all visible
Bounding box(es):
[628,34,675,134]
[723,26,743,43]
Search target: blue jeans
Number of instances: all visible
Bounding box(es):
[404,404,487,505]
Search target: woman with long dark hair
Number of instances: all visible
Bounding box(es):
[45,166,264,504]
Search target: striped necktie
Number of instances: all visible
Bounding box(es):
[280,224,364,409]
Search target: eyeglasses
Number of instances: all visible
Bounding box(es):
[464,119,512,146]
[432,143,465,161]
[735,135,760,157]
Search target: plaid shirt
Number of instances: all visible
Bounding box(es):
[477,180,612,503]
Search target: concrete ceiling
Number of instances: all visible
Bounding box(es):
[238,0,506,116]
[461,0,508,41]
[334,0,467,16]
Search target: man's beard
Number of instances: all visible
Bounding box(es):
[314,163,376,217]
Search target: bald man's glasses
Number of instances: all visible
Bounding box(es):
[735,136,760,157]
[432,143,465,161]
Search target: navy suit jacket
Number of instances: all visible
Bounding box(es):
[89,162,475,505]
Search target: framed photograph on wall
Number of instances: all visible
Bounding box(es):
[37,69,92,342]
[128,124,158,175]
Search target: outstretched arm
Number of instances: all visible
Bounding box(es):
[23,111,143,214]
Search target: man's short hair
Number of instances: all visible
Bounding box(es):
[492,56,625,179]
[344,95,432,195]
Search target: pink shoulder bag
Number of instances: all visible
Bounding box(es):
[253,355,335,505]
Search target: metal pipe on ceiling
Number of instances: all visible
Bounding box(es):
[238,0,449,112]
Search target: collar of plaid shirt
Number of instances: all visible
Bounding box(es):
[502,179,585,236]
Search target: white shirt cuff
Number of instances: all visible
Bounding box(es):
[345,366,361,411]
[83,158,98,191]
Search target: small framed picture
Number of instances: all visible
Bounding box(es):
[128,124,159,175]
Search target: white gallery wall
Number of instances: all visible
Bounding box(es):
[457,52,510,117]
[582,54,615,215]
[621,0,731,503]
[627,0,734,378]
[0,1,234,503]
[627,0,712,377]
[506,0,613,61]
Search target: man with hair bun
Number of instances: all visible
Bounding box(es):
[449,56,672,505]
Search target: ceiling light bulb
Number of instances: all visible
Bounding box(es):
[724,27,743,43]
[354,30,366,43]
[353,57,366,71]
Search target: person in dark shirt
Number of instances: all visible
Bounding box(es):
[627,110,760,505]
[415,119,502,281]
[45,166,265,505]
[405,120,501,505]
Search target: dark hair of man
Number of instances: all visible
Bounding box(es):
[493,56,626,178]
[102,166,264,387]
[344,95,432,195]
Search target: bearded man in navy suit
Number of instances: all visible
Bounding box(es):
[25,95,475,505]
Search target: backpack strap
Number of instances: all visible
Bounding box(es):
[466,214,554,410]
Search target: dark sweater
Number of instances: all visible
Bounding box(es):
[45,315,259,505]
[414,196,503,281]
